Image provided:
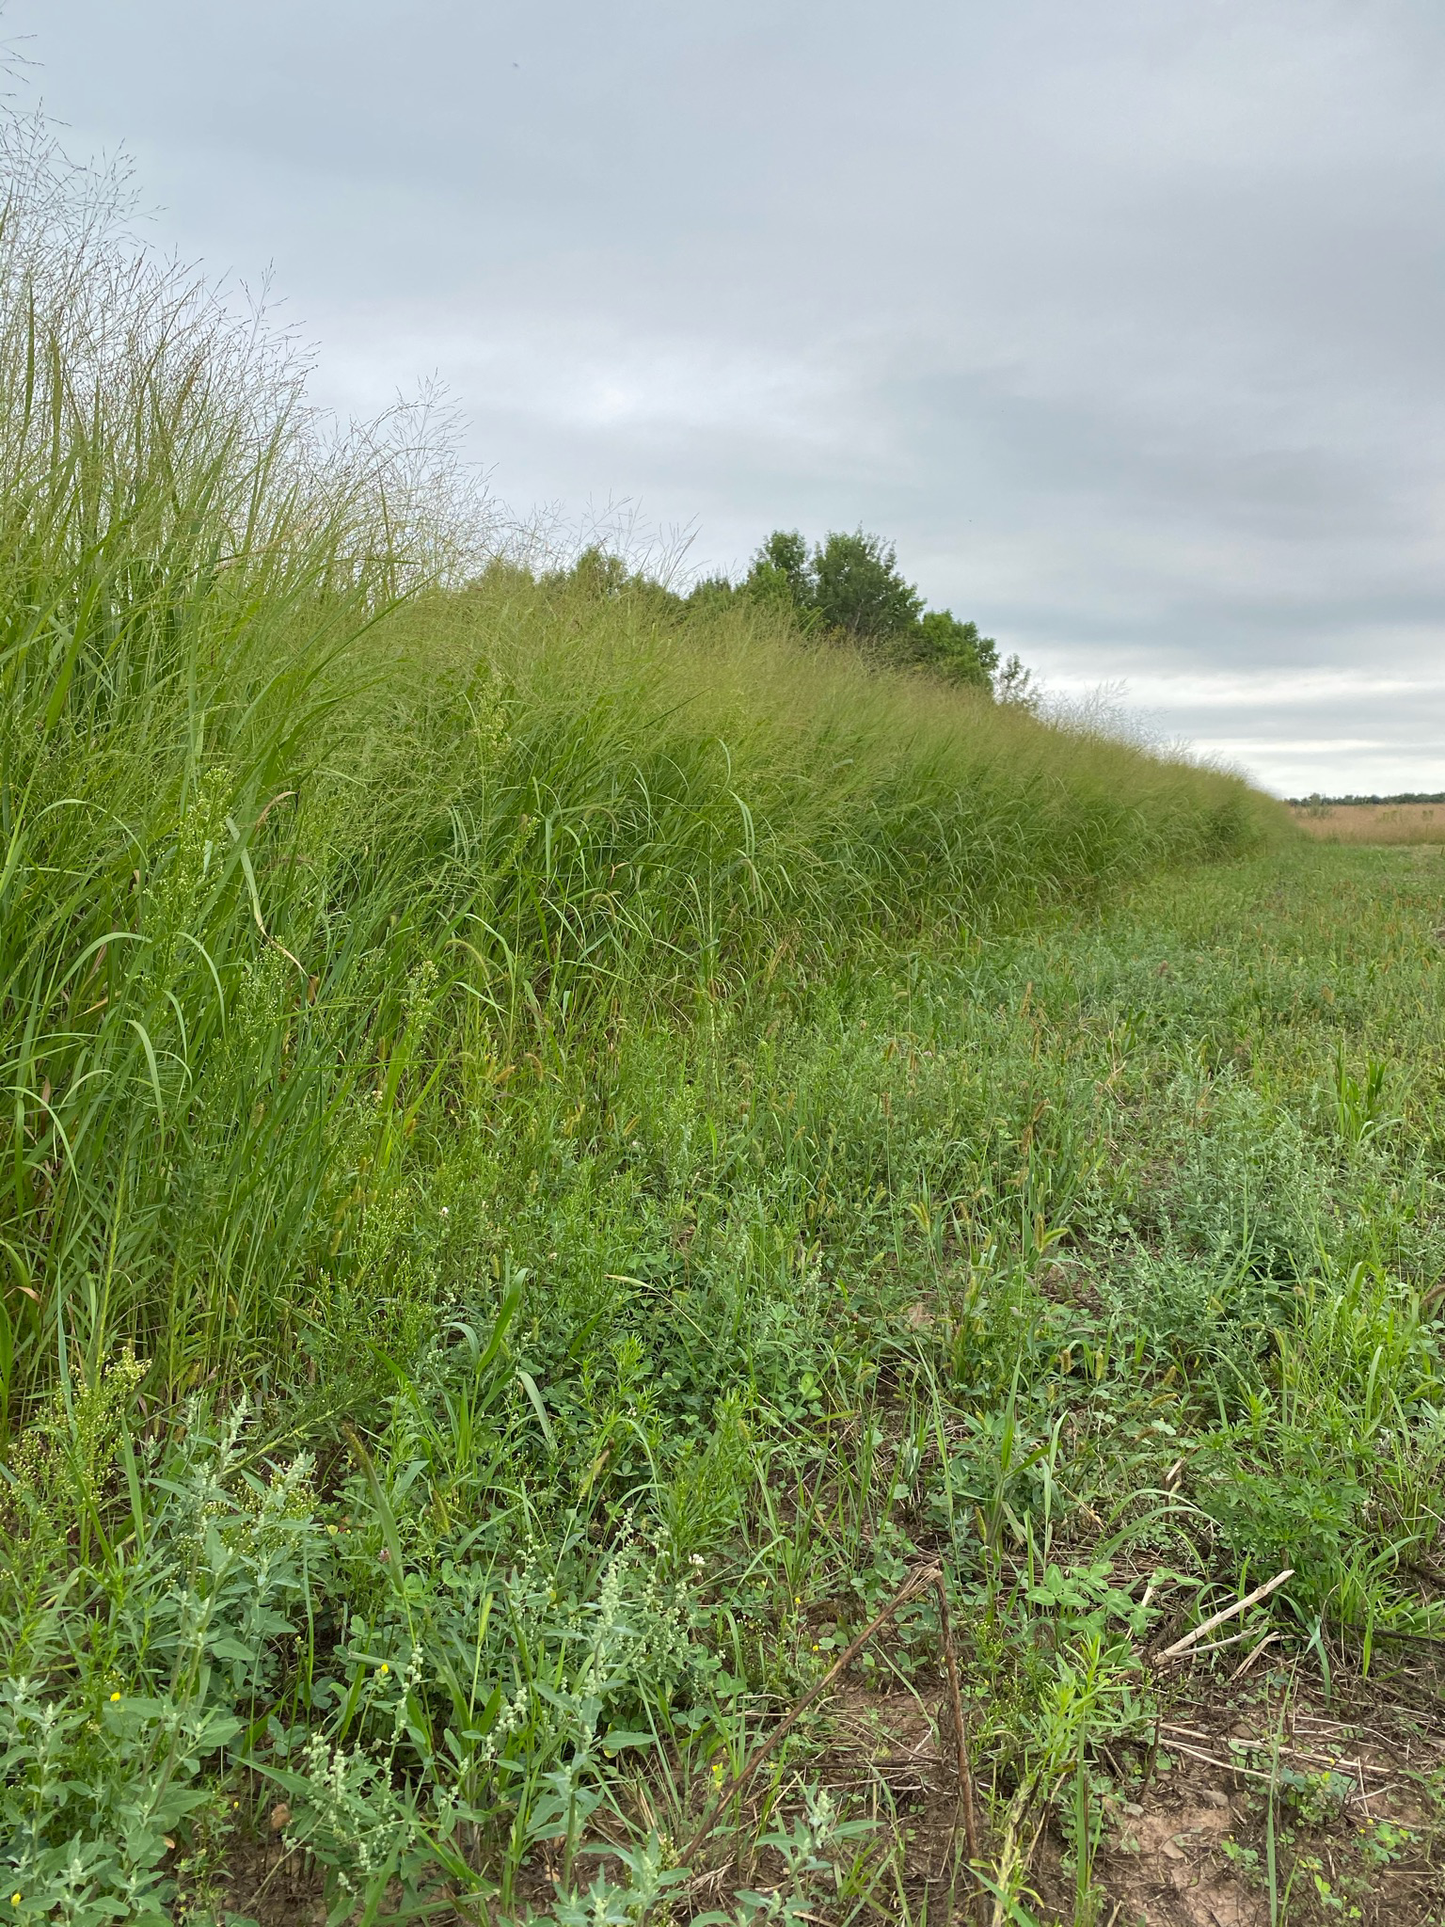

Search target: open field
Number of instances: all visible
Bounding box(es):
[10,101,1445,1927]
[1291,802,1445,844]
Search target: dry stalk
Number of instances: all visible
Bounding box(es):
[1228,1631,1281,1681]
[984,1772,1057,1927]
[1155,1568,1293,1662]
[678,1560,942,1871]
[934,1575,985,1925]
[1161,1722,1390,1780]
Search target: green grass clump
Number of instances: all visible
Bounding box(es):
[0,117,1275,1420]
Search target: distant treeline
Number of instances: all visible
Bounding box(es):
[1289,792,1445,807]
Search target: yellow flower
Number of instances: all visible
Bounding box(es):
[109,1692,121,1703]
[377,1662,389,1675]
[12,1895,21,1907]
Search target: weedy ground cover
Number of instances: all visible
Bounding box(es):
[9,828,1445,1927]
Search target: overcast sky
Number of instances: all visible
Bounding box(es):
[7,0,1445,794]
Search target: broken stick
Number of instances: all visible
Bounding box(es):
[679,1559,942,1870]
[1156,1569,1294,1663]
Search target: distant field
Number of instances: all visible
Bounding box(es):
[1292,799,1445,842]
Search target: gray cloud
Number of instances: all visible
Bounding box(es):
[7,0,1445,792]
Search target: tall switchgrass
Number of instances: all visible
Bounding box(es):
[0,104,1284,1423]
[0,107,475,1416]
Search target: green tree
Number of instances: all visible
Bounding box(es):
[741,525,1011,697]
[994,652,1039,709]
[743,528,813,611]
[552,544,629,597]
[811,529,922,641]
[911,610,999,690]
[686,572,738,615]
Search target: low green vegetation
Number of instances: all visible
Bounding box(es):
[6,98,1445,1927]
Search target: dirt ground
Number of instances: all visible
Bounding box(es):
[1028,1672,1443,1926]
[841,1652,1445,1927]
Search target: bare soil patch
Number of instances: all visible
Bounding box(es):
[807,1651,1445,1927]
